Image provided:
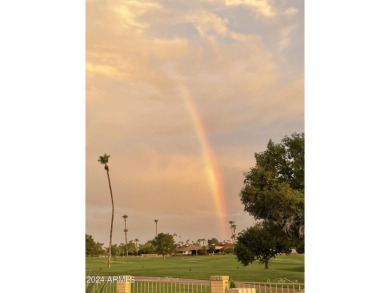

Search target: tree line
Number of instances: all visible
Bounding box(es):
[86,234,235,258]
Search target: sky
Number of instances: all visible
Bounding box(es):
[86,0,304,247]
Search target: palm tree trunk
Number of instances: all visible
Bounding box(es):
[106,169,114,268]
[125,233,128,261]
[125,220,128,262]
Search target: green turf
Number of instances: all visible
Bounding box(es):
[86,255,304,283]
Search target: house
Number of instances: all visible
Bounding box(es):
[214,243,224,253]
[176,244,202,255]
[222,243,234,251]
[210,242,235,254]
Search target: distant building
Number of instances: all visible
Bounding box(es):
[213,242,235,254]
[222,243,234,251]
[176,244,202,255]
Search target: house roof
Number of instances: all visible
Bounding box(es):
[176,244,202,252]
[222,243,234,249]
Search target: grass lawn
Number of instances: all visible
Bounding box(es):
[86,255,304,283]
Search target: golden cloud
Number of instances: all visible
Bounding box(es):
[225,0,275,18]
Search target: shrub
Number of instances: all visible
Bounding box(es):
[224,247,234,254]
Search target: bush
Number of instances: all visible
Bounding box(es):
[229,280,236,288]
[224,247,234,254]
[296,243,304,254]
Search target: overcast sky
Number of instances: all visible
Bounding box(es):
[86,0,304,247]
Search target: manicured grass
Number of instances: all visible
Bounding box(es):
[86,255,304,283]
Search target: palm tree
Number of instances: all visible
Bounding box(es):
[229,220,237,243]
[231,224,237,243]
[134,238,139,253]
[123,214,129,261]
[98,153,114,268]
[229,220,234,234]
[229,220,237,253]
[154,219,159,237]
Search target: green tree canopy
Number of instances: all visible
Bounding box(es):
[95,242,105,256]
[152,233,177,259]
[86,235,105,257]
[126,241,137,255]
[110,244,119,257]
[86,234,96,257]
[139,241,157,254]
[207,238,219,253]
[235,224,291,269]
[207,238,219,246]
[240,133,304,246]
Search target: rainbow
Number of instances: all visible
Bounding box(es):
[178,83,229,239]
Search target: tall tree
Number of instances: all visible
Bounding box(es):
[154,219,159,236]
[232,224,237,242]
[208,238,219,245]
[98,153,115,268]
[240,133,304,248]
[119,243,126,256]
[86,234,96,257]
[152,233,177,259]
[134,238,139,253]
[110,244,119,260]
[139,241,157,254]
[199,239,207,255]
[123,214,129,260]
[235,223,291,269]
[127,241,137,255]
[95,242,104,257]
[208,238,219,254]
[228,221,237,244]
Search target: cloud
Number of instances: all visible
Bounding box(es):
[86,63,131,81]
[225,0,275,18]
[86,0,303,153]
[278,25,297,51]
[283,7,299,16]
[186,10,230,37]
[112,0,161,31]
[85,0,304,162]
[86,2,280,127]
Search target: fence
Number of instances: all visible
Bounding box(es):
[85,276,304,293]
[236,279,304,293]
[86,276,212,293]
[132,278,211,293]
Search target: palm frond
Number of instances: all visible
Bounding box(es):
[98,154,110,164]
